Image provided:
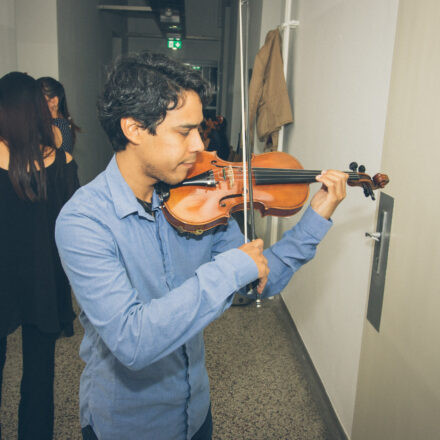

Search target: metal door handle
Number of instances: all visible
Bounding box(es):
[365,232,381,242]
[376,211,389,275]
[365,210,389,275]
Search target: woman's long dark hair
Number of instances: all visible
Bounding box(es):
[37,76,80,146]
[0,72,55,201]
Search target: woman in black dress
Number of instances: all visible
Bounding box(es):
[0,72,79,440]
[37,76,80,154]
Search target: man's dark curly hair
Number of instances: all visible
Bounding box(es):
[98,52,211,151]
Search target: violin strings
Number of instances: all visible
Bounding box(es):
[209,167,360,176]
[208,168,360,182]
[208,174,361,181]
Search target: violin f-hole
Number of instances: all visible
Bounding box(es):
[219,193,242,207]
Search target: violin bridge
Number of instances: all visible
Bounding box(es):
[226,165,235,188]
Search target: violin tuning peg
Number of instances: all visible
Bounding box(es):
[362,185,369,198]
[362,184,376,200]
[358,165,366,173]
[349,162,358,172]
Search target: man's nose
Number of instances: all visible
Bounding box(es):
[190,130,205,153]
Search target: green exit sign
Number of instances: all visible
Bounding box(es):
[167,38,182,50]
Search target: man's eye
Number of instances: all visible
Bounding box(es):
[180,131,190,137]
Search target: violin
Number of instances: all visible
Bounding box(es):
[159,151,389,235]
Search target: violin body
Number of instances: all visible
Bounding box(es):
[162,151,389,235]
[162,151,309,234]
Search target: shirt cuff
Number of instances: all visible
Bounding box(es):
[298,206,333,241]
[213,248,259,290]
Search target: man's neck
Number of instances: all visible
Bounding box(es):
[116,149,155,202]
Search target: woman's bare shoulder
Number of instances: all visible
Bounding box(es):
[0,140,9,169]
[65,152,74,163]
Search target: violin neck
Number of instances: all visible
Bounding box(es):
[253,168,359,185]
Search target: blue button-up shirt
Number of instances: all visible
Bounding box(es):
[55,155,331,440]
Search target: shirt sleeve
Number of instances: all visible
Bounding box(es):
[210,207,331,299]
[211,216,245,256]
[55,210,258,371]
[210,216,250,299]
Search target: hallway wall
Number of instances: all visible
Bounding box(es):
[0,0,18,75]
[229,1,399,435]
[0,0,58,78]
[16,0,58,78]
[280,0,399,435]
[57,0,116,185]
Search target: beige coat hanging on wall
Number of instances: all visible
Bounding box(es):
[249,29,293,151]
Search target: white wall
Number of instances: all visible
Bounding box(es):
[0,0,17,76]
[0,0,58,78]
[229,0,400,435]
[15,0,58,78]
[280,0,399,436]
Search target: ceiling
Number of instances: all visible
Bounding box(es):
[98,0,186,39]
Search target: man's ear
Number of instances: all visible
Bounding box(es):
[120,117,145,145]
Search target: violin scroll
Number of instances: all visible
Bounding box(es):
[346,161,389,200]
[372,173,389,189]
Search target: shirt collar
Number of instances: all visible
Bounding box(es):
[105,155,159,220]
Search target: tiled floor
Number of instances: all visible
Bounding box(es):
[1,296,344,440]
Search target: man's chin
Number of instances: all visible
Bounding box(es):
[162,171,190,186]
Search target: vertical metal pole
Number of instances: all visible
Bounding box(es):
[280,0,292,149]
[239,0,249,243]
[269,0,292,246]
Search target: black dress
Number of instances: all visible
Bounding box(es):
[0,149,79,338]
[53,118,74,154]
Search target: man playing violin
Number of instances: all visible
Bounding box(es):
[55,52,348,440]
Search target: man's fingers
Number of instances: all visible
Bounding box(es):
[257,275,268,294]
[312,170,348,219]
[251,238,264,250]
[238,239,269,279]
[316,170,348,200]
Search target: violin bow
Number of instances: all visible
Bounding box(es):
[239,0,261,305]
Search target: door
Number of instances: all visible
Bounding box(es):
[352,0,440,438]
